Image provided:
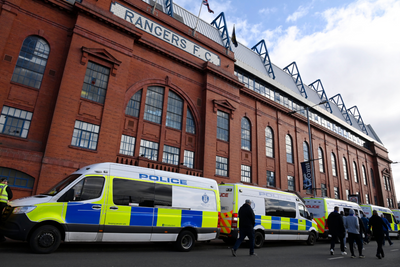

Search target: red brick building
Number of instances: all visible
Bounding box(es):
[0,0,397,207]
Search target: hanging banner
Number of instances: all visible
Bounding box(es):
[110,2,221,66]
[301,161,312,190]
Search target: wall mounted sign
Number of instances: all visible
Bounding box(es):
[110,2,221,66]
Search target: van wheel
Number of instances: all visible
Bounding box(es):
[307,232,316,246]
[254,231,265,248]
[175,230,195,252]
[29,225,61,254]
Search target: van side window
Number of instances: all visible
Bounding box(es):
[113,179,155,206]
[154,184,172,206]
[265,199,296,218]
[298,203,306,218]
[59,176,104,202]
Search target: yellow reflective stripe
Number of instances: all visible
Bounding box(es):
[261,216,272,229]
[281,217,291,230]
[26,203,64,223]
[157,208,181,227]
[104,205,131,226]
[298,219,306,231]
[202,211,218,228]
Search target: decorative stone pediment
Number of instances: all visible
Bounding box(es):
[81,47,122,76]
[213,99,236,119]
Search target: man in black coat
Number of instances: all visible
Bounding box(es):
[231,199,256,256]
[327,206,346,255]
[368,210,388,259]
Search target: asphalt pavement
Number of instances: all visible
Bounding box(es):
[1,237,399,267]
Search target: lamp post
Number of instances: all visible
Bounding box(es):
[289,100,328,198]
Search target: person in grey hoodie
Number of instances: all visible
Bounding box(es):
[344,209,364,258]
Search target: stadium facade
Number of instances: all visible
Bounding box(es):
[0,0,397,207]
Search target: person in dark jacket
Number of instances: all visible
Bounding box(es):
[381,214,393,246]
[327,206,346,255]
[361,214,370,244]
[231,199,256,256]
[0,177,13,242]
[368,210,388,259]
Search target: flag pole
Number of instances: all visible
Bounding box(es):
[193,1,203,36]
[151,0,158,14]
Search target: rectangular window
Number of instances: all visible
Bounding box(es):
[267,171,275,187]
[0,106,32,138]
[241,165,251,183]
[265,199,296,218]
[346,189,350,200]
[119,135,135,156]
[216,156,228,176]
[144,86,164,124]
[183,150,194,169]
[71,120,99,150]
[287,175,295,191]
[321,183,327,197]
[217,110,229,142]
[166,91,183,130]
[81,61,109,104]
[139,139,159,161]
[365,194,370,204]
[334,187,340,199]
[162,145,179,165]
[125,90,142,117]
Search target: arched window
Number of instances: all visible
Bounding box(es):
[303,141,309,162]
[343,157,348,180]
[126,90,142,117]
[265,127,274,158]
[331,152,337,176]
[0,167,35,189]
[362,165,367,185]
[353,161,358,183]
[166,91,183,130]
[11,36,50,89]
[370,168,375,187]
[186,109,195,134]
[121,86,196,167]
[241,117,251,151]
[286,135,293,163]
[318,147,324,173]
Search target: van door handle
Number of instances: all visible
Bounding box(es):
[92,205,101,209]
[110,206,118,210]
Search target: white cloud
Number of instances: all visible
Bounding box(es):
[286,5,310,22]
[259,7,278,15]
[269,0,400,200]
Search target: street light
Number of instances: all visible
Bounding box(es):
[289,100,328,198]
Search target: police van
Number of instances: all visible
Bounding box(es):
[218,183,318,247]
[0,163,220,253]
[304,197,364,238]
[360,204,399,238]
[391,209,400,224]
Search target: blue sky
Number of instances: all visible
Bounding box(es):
[173,0,400,203]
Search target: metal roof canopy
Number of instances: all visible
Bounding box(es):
[308,79,332,113]
[211,12,232,51]
[165,0,174,17]
[251,40,275,80]
[348,106,368,135]
[329,94,352,125]
[283,62,308,98]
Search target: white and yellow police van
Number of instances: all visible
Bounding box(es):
[0,163,220,253]
[391,209,400,224]
[361,204,399,239]
[304,197,364,238]
[218,183,318,247]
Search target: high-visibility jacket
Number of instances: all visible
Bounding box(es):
[0,184,8,203]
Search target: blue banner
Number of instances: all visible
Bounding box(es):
[301,161,312,190]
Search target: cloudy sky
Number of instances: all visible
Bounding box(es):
[173,0,400,202]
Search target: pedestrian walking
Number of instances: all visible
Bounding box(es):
[341,211,347,249]
[231,199,256,256]
[344,209,364,258]
[368,210,388,259]
[381,214,393,246]
[354,210,365,251]
[0,177,13,242]
[361,214,370,244]
[327,206,347,255]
